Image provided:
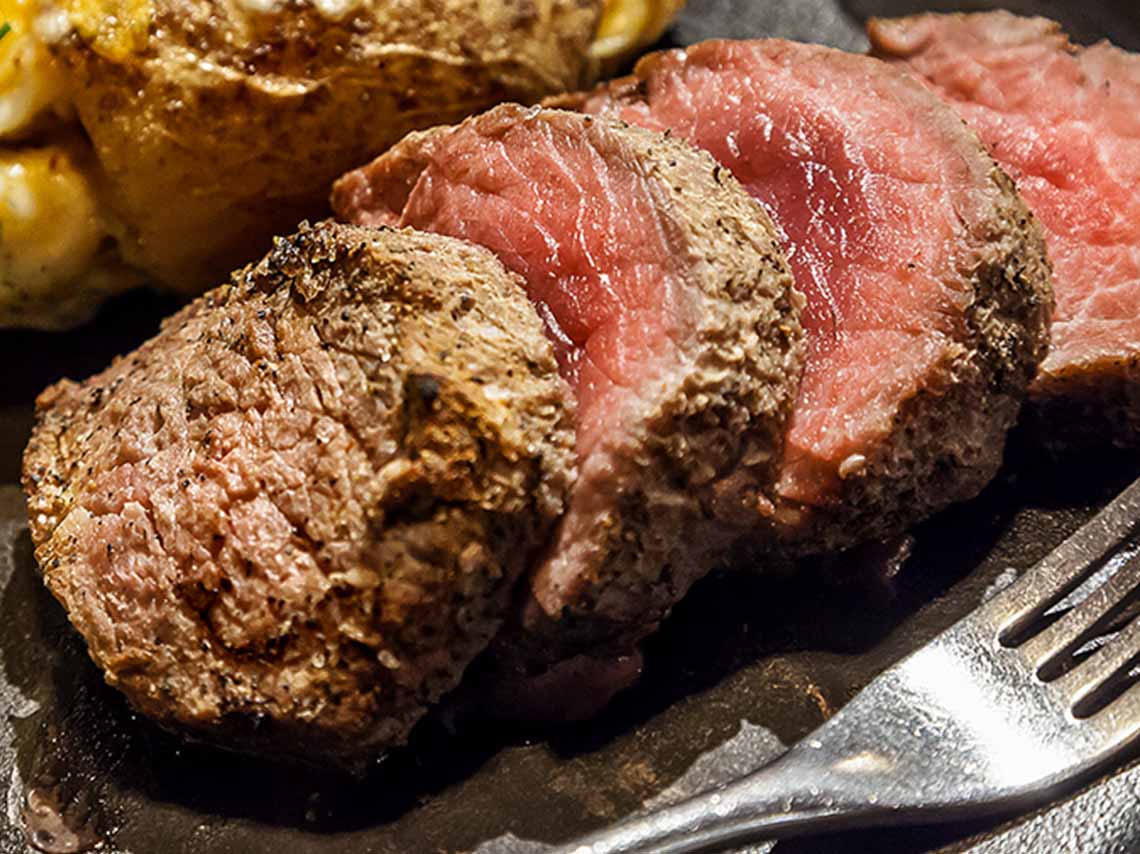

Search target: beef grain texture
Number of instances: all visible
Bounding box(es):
[335,105,805,662]
[22,222,577,769]
[556,40,1054,553]
[870,12,1140,451]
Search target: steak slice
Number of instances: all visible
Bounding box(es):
[22,222,576,769]
[334,105,803,657]
[870,12,1140,451]
[558,40,1053,552]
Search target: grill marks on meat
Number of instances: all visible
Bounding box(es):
[334,106,803,655]
[559,40,1053,551]
[870,12,1140,449]
[22,222,576,768]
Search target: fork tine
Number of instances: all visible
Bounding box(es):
[1089,660,1140,753]
[983,476,1140,640]
[1019,547,1140,670]
[1054,614,1140,710]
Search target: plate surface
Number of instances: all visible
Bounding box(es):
[2,3,1140,852]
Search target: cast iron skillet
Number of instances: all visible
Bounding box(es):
[2,2,1139,852]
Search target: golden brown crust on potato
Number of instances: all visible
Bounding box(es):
[44,0,604,291]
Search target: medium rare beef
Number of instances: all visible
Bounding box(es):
[557,40,1053,552]
[869,12,1140,450]
[334,105,804,658]
[22,222,576,768]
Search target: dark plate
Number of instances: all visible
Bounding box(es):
[3,3,1140,853]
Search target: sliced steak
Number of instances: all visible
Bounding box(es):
[22,222,576,769]
[870,12,1140,450]
[334,105,803,657]
[558,40,1053,551]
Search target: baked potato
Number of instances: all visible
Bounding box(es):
[0,0,683,327]
[0,0,71,138]
[0,0,146,328]
[0,137,144,328]
[590,0,685,76]
[45,0,605,294]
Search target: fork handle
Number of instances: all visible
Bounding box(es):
[556,746,895,854]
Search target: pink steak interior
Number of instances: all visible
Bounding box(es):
[395,115,686,457]
[581,40,987,505]
[873,13,1140,381]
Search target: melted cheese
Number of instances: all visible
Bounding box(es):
[590,0,684,65]
[0,0,71,138]
[54,0,152,60]
[232,0,363,20]
[0,142,143,328]
[232,0,281,15]
[1,145,103,309]
[310,0,362,21]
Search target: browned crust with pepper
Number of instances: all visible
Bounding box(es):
[23,221,576,768]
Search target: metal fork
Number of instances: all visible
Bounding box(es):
[559,475,1140,854]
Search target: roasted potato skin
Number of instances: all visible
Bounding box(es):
[47,0,604,292]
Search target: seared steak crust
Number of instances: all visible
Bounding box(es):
[818,166,1052,548]
[22,222,576,768]
[334,106,805,658]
